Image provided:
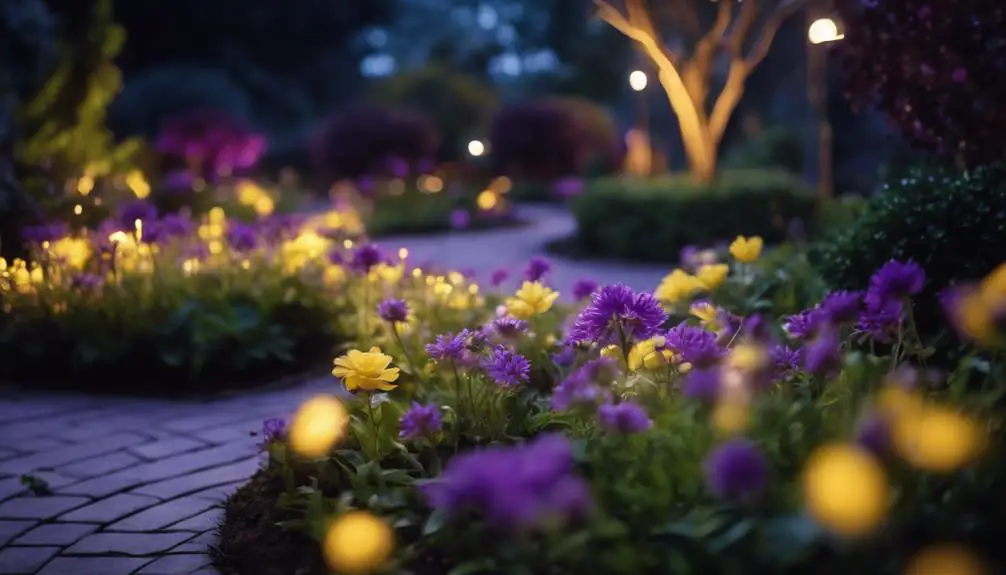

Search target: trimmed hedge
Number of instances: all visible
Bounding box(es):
[814,162,1006,343]
[568,170,816,262]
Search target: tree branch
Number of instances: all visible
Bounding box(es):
[694,0,733,60]
[745,0,815,68]
[727,0,760,56]
[708,60,749,147]
[594,0,679,68]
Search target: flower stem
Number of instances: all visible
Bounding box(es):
[365,396,381,458]
[392,328,425,386]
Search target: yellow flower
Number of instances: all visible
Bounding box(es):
[802,443,888,537]
[711,400,749,435]
[696,263,729,290]
[627,336,675,372]
[600,344,625,365]
[905,544,986,575]
[506,281,559,320]
[655,269,705,304]
[893,405,983,472]
[323,265,347,287]
[253,195,275,217]
[48,237,92,270]
[727,343,768,372]
[288,395,349,458]
[729,235,763,263]
[950,263,1006,346]
[332,347,400,392]
[323,511,394,574]
[690,301,720,328]
[369,262,404,285]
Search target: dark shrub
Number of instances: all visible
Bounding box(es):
[568,170,815,262]
[489,98,619,182]
[373,66,497,162]
[109,65,254,140]
[311,105,440,183]
[814,162,1006,343]
[723,125,804,174]
[836,0,1006,167]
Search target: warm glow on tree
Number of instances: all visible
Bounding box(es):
[595,0,816,182]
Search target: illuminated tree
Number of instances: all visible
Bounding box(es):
[594,0,815,182]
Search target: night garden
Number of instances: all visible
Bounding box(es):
[1,0,1005,574]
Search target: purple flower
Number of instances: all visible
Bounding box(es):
[680,246,717,272]
[568,284,667,345]
[683,369,721,402]
[491,317,528,339]
[551,344,577,368]
[21,222,69,243]
[768,344,802,381]
[70,273,103,291]
[856,415,889,456]
[257,418,287,451]
[425,332,467,362]
[226,223,258,252]
[551,359,614,411]
[523,256,551,282]
[597,402,652,434]
[483,345,531,387]
[571,278,598,302]
[665,323,724,368]
[865,260,925,309]
[703,440,769,501]
[450,209,471,230]
[156,214,193,240]
[118,200,158,229]
[348,244,388,273]
[421,434,592,531]
[399,402,442,440]
[378,299,410,324]
[743,314,773,341]
[857,300,904,343]
[554,177,584,198]
[820,291,862,324]
[783,309,826,340]
[490,268,509,288]
[803,329,842,376]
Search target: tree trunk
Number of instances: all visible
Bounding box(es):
[658,71,717,184]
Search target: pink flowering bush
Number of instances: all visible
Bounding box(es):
[213,243,1006,574]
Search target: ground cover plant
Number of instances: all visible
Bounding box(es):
[215,239,1006,574]
[0,198,366,393]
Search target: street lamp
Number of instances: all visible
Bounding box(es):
[628,69,651,177]
[628,70,648,92]
[467,140,485,157]
[806,16,843,199]
[808,18,844,44]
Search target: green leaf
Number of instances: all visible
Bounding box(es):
[422,508,451,536]
[446,558,497,575]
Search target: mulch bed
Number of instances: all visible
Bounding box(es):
[212,470,327,575]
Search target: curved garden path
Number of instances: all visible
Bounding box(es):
[0,205,669,574]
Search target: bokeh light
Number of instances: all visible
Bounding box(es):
[322,511,394,574]
[288,395,349,458]
[802,443,888,537]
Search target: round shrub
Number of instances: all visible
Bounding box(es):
[836,0,1006,167]
[568,170,816,262]
[311,104,440,183]
[108,65,254,139]
[372,66,498,162]
[489,98,619,182]
[814,162,1006,341]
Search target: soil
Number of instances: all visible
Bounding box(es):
[212,470,327,575]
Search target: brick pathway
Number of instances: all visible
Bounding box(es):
[0,379,333,574]
[0,205,670,574]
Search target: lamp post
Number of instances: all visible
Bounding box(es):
[806,17,843,199]
[628,69,651,176]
